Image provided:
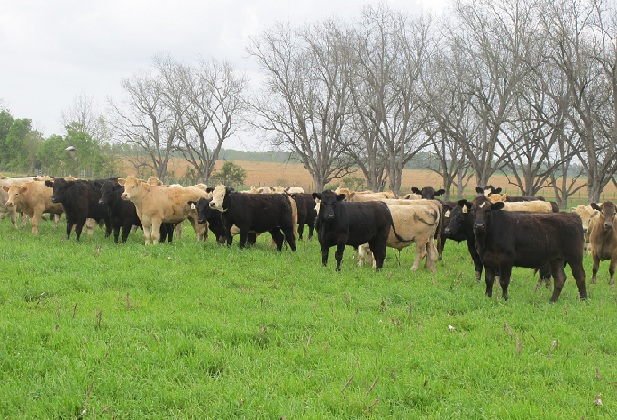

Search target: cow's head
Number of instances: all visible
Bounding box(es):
[209,185,231,212]
[189,197,215,224]
[444,199,472,240]
[48,178,75,204]
[99,181,121,205]
[411,186,446,200]
[4,185,27,207]
[313,190,345,222]
[591,202,617,232]
[118,176,142,201]
[476,185,502,197]
[572,205,600,233]
[471,195,504,234]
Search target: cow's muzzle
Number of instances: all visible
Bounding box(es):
[50,196,59,203]
[604,223,613,230]
[121,193,128,200]
[5,201,13,207]
[98,199,105,205]
[473,223,486,233]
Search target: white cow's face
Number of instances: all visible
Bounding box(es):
[209,185,227,211]
[119,177,141,201]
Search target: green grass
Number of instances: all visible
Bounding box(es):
[0,217,616,418]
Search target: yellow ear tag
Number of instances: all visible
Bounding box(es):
[462,205,468,214]
[444,210,450,217]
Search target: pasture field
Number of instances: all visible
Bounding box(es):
[1,217,617,418]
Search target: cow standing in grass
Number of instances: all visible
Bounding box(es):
[589,202,617,285]
[470,195,587,302]
[208,185,296,251]
[313,190,408,271]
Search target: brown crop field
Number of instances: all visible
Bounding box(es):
[123,158,617,204]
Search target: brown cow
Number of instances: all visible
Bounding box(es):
[590,202,617,285]
[571,205,600,253]
[118,176,207,244]
[3,180,63,234]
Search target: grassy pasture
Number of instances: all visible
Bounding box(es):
[1,217,617,418]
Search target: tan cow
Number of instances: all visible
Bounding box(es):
[571,204,600,253]
[589,202,617,284]
[3,180,63,234]
[118,176,208,244]
[358,203,440,271]
[0,176,35,227]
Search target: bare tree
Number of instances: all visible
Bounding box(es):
[541,0,617,202]
[61,94,111,144]
[247,21,355,192]
[155,55,248,184]
[109,70,179,181]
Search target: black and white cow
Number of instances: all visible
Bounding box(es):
[313,189,409,271]
[208,185,296,251]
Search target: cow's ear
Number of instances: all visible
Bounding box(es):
[337,194,346,202]
[435,189,445,196]
[93,181,103,188]
[475,187,485,195]
[312,193,321,201]
[44,180,53,188]
[20,186,28,194]
[187,201,196,206]
[411,187,421,194]
[591,202,601,211]
[2,186,9,192]
[494,187,502,194]
[206,187,214,193]
[457,199,468,207]
[492,202,505,211]
[117,178,126,186]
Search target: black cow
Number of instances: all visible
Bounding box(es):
[469,195,587,302]
[411,186,445,200]
[292,193,317,240]
[45,178,112,241]
[313,189,409,271]
[208,186,296,251]
[190,197,235,244]
[476,186,545,202]
[444,200,553,288]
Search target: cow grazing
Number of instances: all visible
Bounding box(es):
[571,205,600,253]
[313,189,409,271]
[208,185,296,251]
[117,176,207,245]
[3,180,63,234]
[411,186,445,200]
[469,195,587,302]
[589,202,617,285]
[477,186,545,202]
[358,203,440,271]
[45,178,112,241]
[292,193,317,240]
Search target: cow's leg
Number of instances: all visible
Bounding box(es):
[297,224,304,240]
[591,252,600,284]
[358,243,367,267]
[498,265,512,301]
[484,267,496,298]
[371,243,386,271]
[549,259,567,303]
[53,214,60,228]
[321,244,329,267]
[468,242,483,282]
[282,225,297,251]
[150,220,162,244]
[307,225,314,241]
[425,240,438,272]
[608,258,617,285]
[75,218,87,241]
[9,207,18,229]
[270,229,284,251]
[142,223,152,245]
[238,229,249,248]
[65,221,73,239]
[537,263,552,289]
[334,242,346,271]
[569,261,588,301]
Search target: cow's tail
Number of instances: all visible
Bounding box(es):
[384,205,414,243]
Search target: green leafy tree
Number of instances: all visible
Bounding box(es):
[1,118,32,170]
[210,161,247,187]
[36,135,71,175]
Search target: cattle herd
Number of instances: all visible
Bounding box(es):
[1,174,615,303]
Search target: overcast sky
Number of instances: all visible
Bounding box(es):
[0,0,446,150]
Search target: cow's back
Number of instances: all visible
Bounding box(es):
[325,201,392,247]
[228,193,293,231]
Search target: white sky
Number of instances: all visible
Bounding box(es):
[0,0,446,150]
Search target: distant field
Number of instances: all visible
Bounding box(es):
[155,158,617,203]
